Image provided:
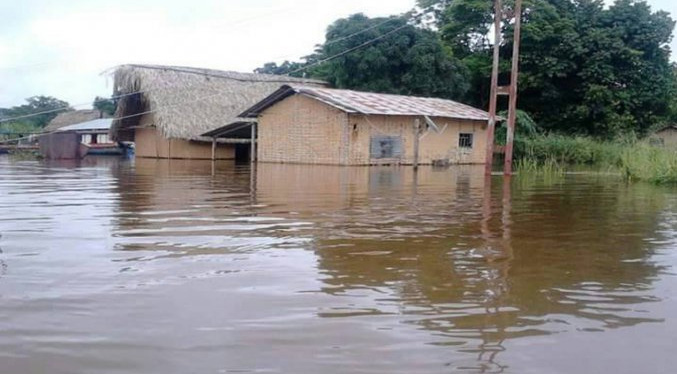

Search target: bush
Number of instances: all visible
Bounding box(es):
[514,134,625,166]
[512,133,677,185]
[621,144,677,185]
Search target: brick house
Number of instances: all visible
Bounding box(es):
[239,85,492,166]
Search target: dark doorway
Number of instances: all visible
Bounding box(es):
[235,144,251,162]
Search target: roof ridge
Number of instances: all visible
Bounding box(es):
[120,64,327,84]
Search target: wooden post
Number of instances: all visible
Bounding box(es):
[211,137,216,161]
[250,123,257,163]
[504,0,522,176]
[413,119,420,170]
[485,0,502,175]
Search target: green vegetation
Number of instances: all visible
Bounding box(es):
[7,149,42,161]
[254,0,677,185]
[0,96,70,129]
[621,144,677,184]
[257,14,470,100]
[515,135,625,166]
[512,134,677,184]
[515,156,565,176]
[258,0,676,139]
[1,96,72,142]
[420,0,677,138]
[93,96,117,116]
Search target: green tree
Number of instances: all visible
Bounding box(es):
[420,0,676,137]
[254,61,309,77]
[0,96,71,129]
[256,13,470,100]
[93,96,117,116]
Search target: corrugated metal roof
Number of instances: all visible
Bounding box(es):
[202,119,255,138]
[240,85,491,121]
[57,118,113,132]
[45,110,110,132]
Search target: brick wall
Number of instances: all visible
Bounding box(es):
[257,94,347,164]
[347,115,487,165]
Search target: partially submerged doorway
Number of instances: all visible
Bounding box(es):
[201,120,256,162]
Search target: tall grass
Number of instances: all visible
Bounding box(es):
[621,144,677,184]
[515,156,564,176]
[515,134,625,166]
[513,134,677,185]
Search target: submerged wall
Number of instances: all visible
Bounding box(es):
[347,114,487,165]
[134,127,235,160]
[38,132,82,160]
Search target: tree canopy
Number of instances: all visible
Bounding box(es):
[93,96,117,116]
[424,0,676,136]
[257,13,471,101]
[0,96,70,140]
[0,96,71,129]
[254,61,308,77]
[257,0,676,138]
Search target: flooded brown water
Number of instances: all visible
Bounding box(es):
[1,155,676,374]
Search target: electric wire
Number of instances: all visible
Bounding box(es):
[1,6,430,124]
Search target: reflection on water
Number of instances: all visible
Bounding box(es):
[0,156,676,374]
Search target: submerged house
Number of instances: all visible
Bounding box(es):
[44,109,110,134]
[239,85,492,166]
[110,64,326,160]
[39,118,121,159]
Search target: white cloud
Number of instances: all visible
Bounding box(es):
[0,0,414,108]
[1,0,674,109]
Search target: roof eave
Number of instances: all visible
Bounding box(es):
[238,85,297,117]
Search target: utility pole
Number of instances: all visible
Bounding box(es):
[484,0,503,176]
[485,0,523,176]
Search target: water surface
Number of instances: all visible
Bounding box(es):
[1,156,676,373]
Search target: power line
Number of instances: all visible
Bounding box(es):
[0,88,233,144]
[1,6,432,124]
[286,23,411,76]
[285,9,428,76]
[323,16,402,47]
[264,6,427,64]
[323,5,433,47]
[1,89,146,123]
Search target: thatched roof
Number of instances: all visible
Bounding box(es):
[44,109,108,132]
[110,64,327,141]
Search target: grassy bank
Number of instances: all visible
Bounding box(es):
[514,135,625,166]
[620,144,677,184]
[512,134,677,185]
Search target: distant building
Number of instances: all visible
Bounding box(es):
[651,125,677,148]
[109,64,326,160]
[44,109,110,133]
[239,85,492,166]
[39,118,121,159]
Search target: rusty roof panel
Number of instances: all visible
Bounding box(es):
[290,85,490,121]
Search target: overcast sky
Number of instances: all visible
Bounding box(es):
[0,0,675,109]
